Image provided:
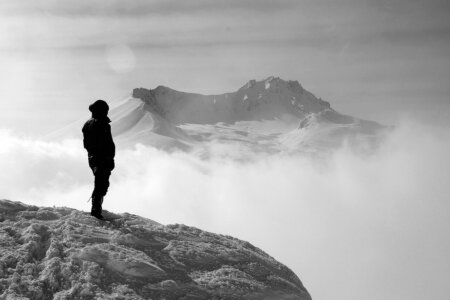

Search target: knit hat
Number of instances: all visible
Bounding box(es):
[89,100,109,115]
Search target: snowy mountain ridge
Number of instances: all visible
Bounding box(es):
[106,76,384,154]
[131,76,331,124]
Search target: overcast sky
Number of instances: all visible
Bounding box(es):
[1,2,450,300]
[1,0,449,133]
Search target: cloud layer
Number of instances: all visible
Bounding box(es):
[1,119,449,300]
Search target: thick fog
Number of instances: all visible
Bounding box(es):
[1,118,449,300]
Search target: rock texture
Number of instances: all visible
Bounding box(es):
[0,200,311,300]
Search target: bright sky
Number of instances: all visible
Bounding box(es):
[0,0,449,133]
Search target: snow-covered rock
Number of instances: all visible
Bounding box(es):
[0,200,311,300]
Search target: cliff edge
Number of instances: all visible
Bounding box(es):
[0,200,311,300]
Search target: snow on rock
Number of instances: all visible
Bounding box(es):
[0,200,311,300]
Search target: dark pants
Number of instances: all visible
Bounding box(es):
[89,158,113,214]
[92,167,111,197]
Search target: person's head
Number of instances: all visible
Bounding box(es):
[89,100,109,118]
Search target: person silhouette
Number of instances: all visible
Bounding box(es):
[82,100,115,219]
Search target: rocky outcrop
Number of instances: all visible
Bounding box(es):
[0,200,311,300]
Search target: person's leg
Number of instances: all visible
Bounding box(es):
[91,167,111,216]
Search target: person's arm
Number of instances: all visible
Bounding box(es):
[82,120,102,156]
[105,123,116,159]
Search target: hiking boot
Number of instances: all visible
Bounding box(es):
[91,195,104,218]
[90,211,105,220]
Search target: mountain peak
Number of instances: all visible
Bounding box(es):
[131,77,331,124]
[0,199,311,299]
[239,77,304,94]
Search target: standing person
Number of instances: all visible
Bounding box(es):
[82,100,115,220]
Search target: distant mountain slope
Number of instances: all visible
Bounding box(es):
[108,97,192,150]
[46,76,385,154]
[0,199,311,300]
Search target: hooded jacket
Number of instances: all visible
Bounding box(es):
[82,101,115,166]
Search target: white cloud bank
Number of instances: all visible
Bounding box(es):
[1,119,449,300]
